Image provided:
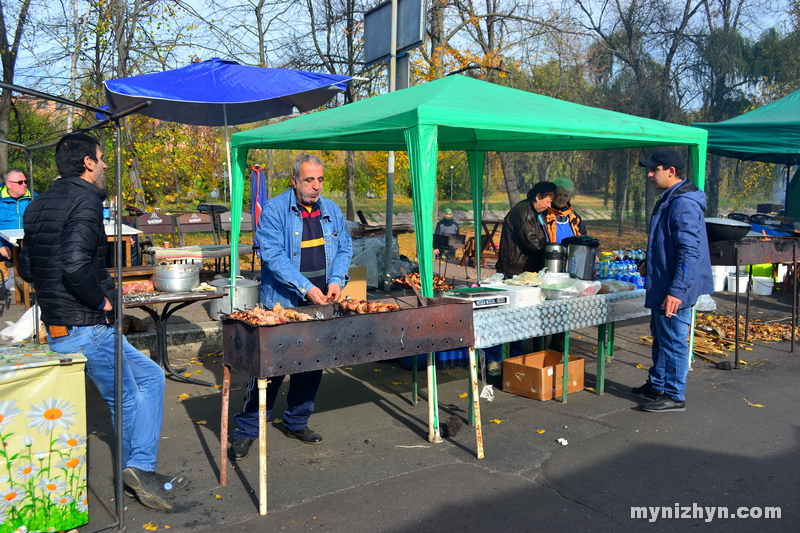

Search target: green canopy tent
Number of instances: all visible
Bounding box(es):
[228,74,707,295]
[692,88,800,218]
[224,74,707,443]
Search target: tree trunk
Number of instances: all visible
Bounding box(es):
[706,155,721,217]
[345,150,355,221]
[266,148,274,200]
[498,152,521,207]
[618,150,630,237]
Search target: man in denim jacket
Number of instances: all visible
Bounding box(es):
[229,154,352,460]
[632,148,713,412]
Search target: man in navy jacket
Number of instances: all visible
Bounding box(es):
[632,148,713,412]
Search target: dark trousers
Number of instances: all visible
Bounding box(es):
[233,369,323,438]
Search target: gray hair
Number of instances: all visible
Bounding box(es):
[292,154,323,179]
[551,177,575,194]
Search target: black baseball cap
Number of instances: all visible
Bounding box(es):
[639,148,683,169]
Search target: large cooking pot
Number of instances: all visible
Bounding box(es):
[153,262,201,292]
[209,277,260,320]
[705,217,752,242]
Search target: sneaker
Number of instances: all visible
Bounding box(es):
[641,396,686,412]
[229,437,255,461]
[631,381,662,400]
[124,472,188,497]
[487,361,502,376]
[122,467,181,510]
[285,427,323,444]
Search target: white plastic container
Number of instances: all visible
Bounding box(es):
[711,265,727,276]
[482,283,543,307]
[752,276,774,296]
[726,274,749,293]
[712,274,726,292]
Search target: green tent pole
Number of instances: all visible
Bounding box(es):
[405,124,441,443]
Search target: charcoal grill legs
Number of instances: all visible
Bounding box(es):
[258,378,268,515]
[467,345,484,459]
[427,353,443,443]
[220,364,231,487]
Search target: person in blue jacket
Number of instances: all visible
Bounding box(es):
[632,148,713,412]
[0,170,35,291]
[229,154,352,461]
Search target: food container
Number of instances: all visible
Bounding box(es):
[209,278,260,320]
[153,262,201,292]
[705,217,752,242]
[541,277,579,300]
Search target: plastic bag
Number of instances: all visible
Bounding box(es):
[541,278,601,300]
[598,280,636,294]
[0,305,43,343]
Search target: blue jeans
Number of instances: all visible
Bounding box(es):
[648,307,692,401]
[234,370,323,438]
[47,324,165,472]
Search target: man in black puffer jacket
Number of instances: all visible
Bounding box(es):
[19,133,188,510]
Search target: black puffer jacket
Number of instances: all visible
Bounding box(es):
[495,198,548,277]
[19,177,113,326]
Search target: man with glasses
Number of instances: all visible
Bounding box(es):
[0,170,35,291]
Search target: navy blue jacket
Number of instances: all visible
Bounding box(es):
[645,179,714,310]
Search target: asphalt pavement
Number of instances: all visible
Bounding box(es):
[3,271,799,532]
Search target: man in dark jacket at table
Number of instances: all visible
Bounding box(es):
[19,133,187,510]
[495,181,557,277]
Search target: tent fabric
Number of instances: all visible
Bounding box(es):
[104,58,352,126]
[692,88,800,165]
[228,75,707,292]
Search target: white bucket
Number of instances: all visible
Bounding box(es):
[752,276,774,296]
[711,265,727,276]
[712,274,726,292]
[726,274,749,293]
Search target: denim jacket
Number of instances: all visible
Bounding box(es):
[257,188,352,308]
[645,179,714,310]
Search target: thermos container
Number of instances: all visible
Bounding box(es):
[562,235,601,280]
[543,243,566,273]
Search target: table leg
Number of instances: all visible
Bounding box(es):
[468,348,478,426]
[427,352,442,443]
[467,346,484,459]
[607,322,616,364]
[258,378,268,516]
[596,323,606,396]
[411,354,418,405]
[136,303,214,386]
[561,330,570,403]
[220,364,231,486]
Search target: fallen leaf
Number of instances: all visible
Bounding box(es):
[458,393,468,398]
[195,420,207,425]
[374,369,382,372]
[635,364,648,370]
[215,494,222,499]
[392,381,403,385]
[195,370,203,374]
[214,384,222,389]
[345,367,354,370]
[164,527,170,530]
[577,336,583,339]
[143,524,158,531]
[743,397,765,408]
[585,386,595,391]
[183,373,192,378]
[489,419,507,424]
[177,393,190,402]
[744,347,753,351]
[536,429,546,434]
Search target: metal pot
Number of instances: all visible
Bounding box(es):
[209,278,260,320]
[153,262,201,292]
[705,217,752,242]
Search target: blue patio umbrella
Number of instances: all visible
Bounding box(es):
[104,57,353,199]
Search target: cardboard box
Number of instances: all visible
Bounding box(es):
[340,264,367,301]
[502,350,584,401]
